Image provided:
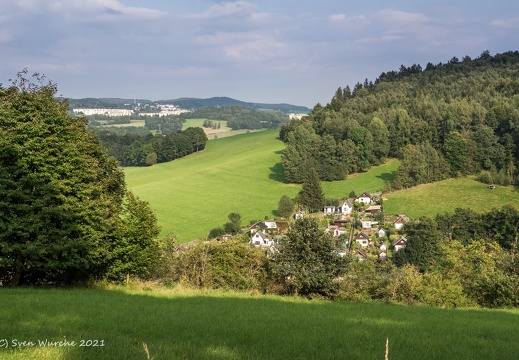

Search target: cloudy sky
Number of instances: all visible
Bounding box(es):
[1,1,518,107]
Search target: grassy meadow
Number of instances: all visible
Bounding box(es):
[1,287,518,360]
[383,178,519,218]
[124,130,397,242]
[182,119,264,139]
[125,129,519,241]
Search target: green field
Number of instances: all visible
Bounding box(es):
[124,130,397,242]
[384,178,519,218]
[1,287,518,360]
[182,118,265,139]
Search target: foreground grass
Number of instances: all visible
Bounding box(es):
[384,177,519,218]
[0,287,518,360]
[124,130,398,242]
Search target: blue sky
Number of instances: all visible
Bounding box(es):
[1,1,518,107]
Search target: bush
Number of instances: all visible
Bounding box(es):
[167,241,268,291]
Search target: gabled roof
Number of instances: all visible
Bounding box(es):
[249,222,268,230]
[393,215,409,224]
[358,191,371,198]
[340,199,353,208]
[355,231,370,241]
[355,249,368,260]
[392,236,407,247]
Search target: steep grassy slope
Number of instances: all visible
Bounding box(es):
[1,287,518,359]
[124,130,397,242]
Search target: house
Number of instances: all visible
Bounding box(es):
[392,236,407,251]
[377,228,387,238]
[380,243,387,252]
[361,220,372,230]
[333,219,351,227]
[250,220,278,234]
[356,192,372,205]
[338,200,354,215]
[294,211,304,220]
[393,215,409,230]
[250,232,274,248]
[326,225,346,237]
[264,220,278,230]
[355,232,371,247]
[324,205,336,214]
[249,222,268,234]
[364,205,382,214]
[217,234,233,241]
[355,249,368,261]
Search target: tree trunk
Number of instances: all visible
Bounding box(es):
[11,260,23,287]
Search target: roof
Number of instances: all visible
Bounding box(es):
[250,222,268,230]
[355,231,370,241]
[393,216,409,224]
[392,236,407,247]
[365,205,382,212]
[340,199,353,207]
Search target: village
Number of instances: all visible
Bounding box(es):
[243,191,409,262]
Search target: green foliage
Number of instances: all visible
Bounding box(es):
[0,71,160,286]
[270,217,350,298]
[296,168,325,213]
[281,51,519,187]
[393,216,442,272]
[277,195,295,218]
[392,143,450,189]
[107,191,161,281]
[94,127,207,167]
[208,227,225,239]
[166,240,268,290]
[178,105,289,130]
[0,71,126,286]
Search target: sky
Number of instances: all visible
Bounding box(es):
[1,1,518,107]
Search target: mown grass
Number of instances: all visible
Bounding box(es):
[0,287,518,360]
[124,130,398,242]
[384,177,519,218]
[182,118,264,139]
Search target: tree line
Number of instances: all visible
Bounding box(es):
[93,127,207,167]
[178,105,290,130]
[280,51,519,187]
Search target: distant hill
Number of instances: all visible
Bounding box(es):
[66,96,310,114]
[156,97,310,113]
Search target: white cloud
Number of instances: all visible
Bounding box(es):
[377,9,428,24]
[329,13,347,22]
[187,1,257,19]
[490,17,519,28]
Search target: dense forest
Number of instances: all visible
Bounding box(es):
[94,127,207,167]
[280,51,519,187]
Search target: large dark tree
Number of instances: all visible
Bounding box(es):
[270,217,350,298]
[393,216,443,272]
[0,71,158,286]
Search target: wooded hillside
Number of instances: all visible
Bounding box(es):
[281,51,519,187]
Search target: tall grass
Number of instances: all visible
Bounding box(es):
[1,287,518,359]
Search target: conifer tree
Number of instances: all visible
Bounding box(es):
[297,167,325,213]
